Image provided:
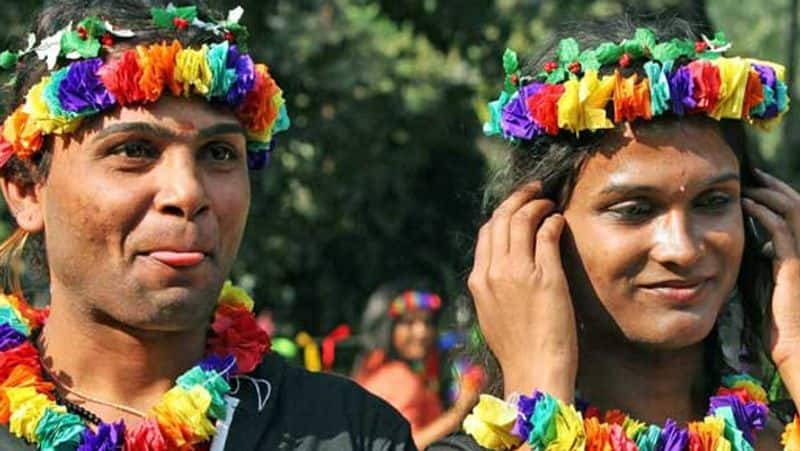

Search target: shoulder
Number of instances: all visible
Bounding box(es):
[428,433,486,451]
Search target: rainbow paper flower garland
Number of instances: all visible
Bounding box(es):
[387,290,443,318]
[0,11,289,172]
[484,29,790,142]
[462,374,800,450]
[0,281,270,450]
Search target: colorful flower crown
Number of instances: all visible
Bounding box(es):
[388,290,443,318]
[484,28,790,142]
[0,4,289,171]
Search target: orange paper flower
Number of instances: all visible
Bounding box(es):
[0,365,53,424]
[742,69,765,120]
[613,72,652,123]
[138,40,184,101]
[2,108,43,159]
[237,64,281,136]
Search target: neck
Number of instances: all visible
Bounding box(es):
[576,331,710,425]
[38,288,208,421]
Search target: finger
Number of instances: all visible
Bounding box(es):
[534,214,566,271]
[509,199,555,263]
[755,169,800,203]
[743,198,799,259]
[490,181,542,256]
[743,187,793,216]
[469,223,492,296]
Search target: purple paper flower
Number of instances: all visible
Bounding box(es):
[78,420,125,451]
[199,353,238,378]
[708,395,768,444]
[752,63,779,119]
[501,83,546,140]
[659,419,688,451]
[0,324,25,351]
[668,65,696,116]
[225,46,256,106]
[58,58,116,115]
[511,391,542,440]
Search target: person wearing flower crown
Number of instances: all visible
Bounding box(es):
[430,17,800,451]
[353,285,482,449]
[0,1,413,450]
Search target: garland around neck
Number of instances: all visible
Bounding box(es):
[0,4,290,172]
[484,28,790,143]
[463,375,800,450]
[0,281,271,450]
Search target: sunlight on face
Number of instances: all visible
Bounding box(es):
[40,96,251,331]
[562,119,744,348]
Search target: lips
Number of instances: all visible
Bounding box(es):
[148,250,207,267]
[638,278,712,304]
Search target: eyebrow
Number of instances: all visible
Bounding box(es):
[91,122,246,143]
[598,172,740,196]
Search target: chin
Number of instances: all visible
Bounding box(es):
[622,310,718,350]
[113,285,220,332]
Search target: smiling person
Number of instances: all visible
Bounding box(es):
[430,17,800,451]
[0,1,413,450]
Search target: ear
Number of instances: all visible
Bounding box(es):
[0,175,44,234]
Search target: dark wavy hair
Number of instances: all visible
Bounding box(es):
[468,15,776,400]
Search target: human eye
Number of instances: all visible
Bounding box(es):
[108,140,159,160]
[606,199,655,222]
[694,191,735,212]
[201,141,240,162]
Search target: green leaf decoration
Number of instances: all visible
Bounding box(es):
[709,31,728,48]
[545,66,567,84]
[77,17,107,39]
[634,28,657,52]
[227,23,250,53]
[578,49,600,71]
[502,48,519,75]
[652,39,695,62]
[61,30,101,58]
[621,38,645,59]
[594,42,623,65]
[0,50,18,70]
[557,38,580,65]
[151,4,198,28]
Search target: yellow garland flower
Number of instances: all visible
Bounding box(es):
[7,387,63,443]
[546,400,585,450]
[23,77,82,135]
[556,70,615,135]
[218,280,255,311]
[622,416,646,441]
[462,394,521,450]
[174,45,213,97]
[151,385,216,447]
[784,416,800,451]
[710,57,751,120]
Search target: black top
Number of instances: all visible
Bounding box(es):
[428,434,485,451]
[0,353,416,451]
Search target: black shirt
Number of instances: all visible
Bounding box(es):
[0,353,416,451]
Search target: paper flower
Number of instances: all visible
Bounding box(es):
[722,374,768,404]
[610,424,638,451]
[710,57,750,119]
[550,401,585,449]
[462,394,522,450]
[0,342,41,382]
[527,84,565,136]
[151,386,215,448]
[206,42,238,100]
[584,417,612,451]
[0,305,29,335]
[528,393,557,448]
[137,40,183,101]
[644,60,672,116]
[198,353,238,378]
[660,419,689,451]
[225,46,255,106]
[0,325,25,352]
[58,58,116,115]
[78,420,125,451]
[708,395,766,444]
[174,46,213,96]
[483,91,511,137]
[8,387,60,443]
[742,70,765,120]
[783,416,800,451]
[668,65,696,116]
[34,409,85,451]
[218,280,255,311]
[24,77,82,135]
[686,60,721,114]
[176,366,230,420]
[556,69,615,135]
[207,304,270,373]
[99,50,145,106]
[635,424,663,451]
[511,391,542,440]
[124,419,168,451]
[613,71,652,123]
[0,365,55,424]
[2,108,43,159]
[237,64,282,140]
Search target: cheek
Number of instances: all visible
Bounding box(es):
[210,176,250,235]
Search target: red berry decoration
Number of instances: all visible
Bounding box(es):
[619,53,632,68]
[568,61,581,74]
[101,33,114,47]
[510,74,519,85]
[543,61,558,73]
[77,26,87,40]
[173,17,190,30]
[695,41,708,53]
[225,31,236,42]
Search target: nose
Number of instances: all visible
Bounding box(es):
[650,210,704,268]
[153,147,210,220]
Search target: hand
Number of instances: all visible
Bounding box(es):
[467,182,577,401]
[742,169,800,372]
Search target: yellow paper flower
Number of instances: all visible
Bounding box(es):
[622,416,646,441]
[710,57,750,120]
[546,400,585,450]
[7,387,63,443]
[783,416,800,451]
[557,70,615,135]
[462,394,521,450]
[218,281,255,311]
[174,45,213,97]
[151,385,216,447]
[23,77,82,135]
